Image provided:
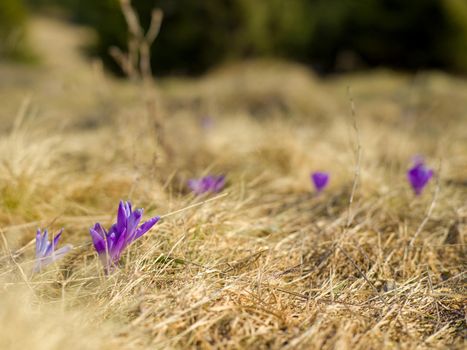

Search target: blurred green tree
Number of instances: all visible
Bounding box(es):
[338,0,466,71]
[0,0,31,61]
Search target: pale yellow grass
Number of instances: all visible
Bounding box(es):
[0,16,465,350]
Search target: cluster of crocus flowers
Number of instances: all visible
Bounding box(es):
[309,156,433,197]
[407,157,434,195]
[310,171,330,193]
[34,228,72,273]
[89,200,160,273]
[30,155,434,275]
[188,175,225,195]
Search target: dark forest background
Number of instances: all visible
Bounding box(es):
[2,0,467,75]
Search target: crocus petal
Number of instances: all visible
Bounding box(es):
[44,228,64,257]
[33,228,71,273]
[116,200,127,233]
[126,209,143,240]
[189,175,225,194]
[35,229,43,256]
[213,176,226,192]
[44,242,53,257]
[51,244,73,259]
[135,216,160,240]
[110,228,127,264]
[407,161,433,195]
[311,172,330,192]
[107,230,118,252]
[188,179,202,194]
[107,224,117,236]
[37,244,73,271]
[125,201,132,215]
[40,229,49,256]
[52,229,64,248]
[202,176,214,192]
[93,222,107,237]
[90,225,106,255]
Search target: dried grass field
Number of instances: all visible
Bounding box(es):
[0,17,466,350]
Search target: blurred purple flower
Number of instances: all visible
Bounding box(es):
[201,116,214,130]
[188,175,225,195]
[34,228,72,273]
[407,158,433,195]
[311,172,330,192]
[90,200,160,272]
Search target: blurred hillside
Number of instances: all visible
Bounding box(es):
[3,0,467,75]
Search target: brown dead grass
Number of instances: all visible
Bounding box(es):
[0,16,466,350]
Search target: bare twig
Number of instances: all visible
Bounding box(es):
[346,86,362,228]
[140,9,163,80]
[111,0,164,82]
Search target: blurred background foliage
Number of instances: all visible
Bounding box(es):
[4,0,467,75]
[0,0,32,61]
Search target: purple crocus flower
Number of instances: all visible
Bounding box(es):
[89,200,160,272]
[311,171,330,193]
[407,158,433,195]
[188,175,225,195]
[201,116,214,130]
[34,228,72,273]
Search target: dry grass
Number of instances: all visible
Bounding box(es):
[0,17,466,350]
